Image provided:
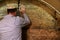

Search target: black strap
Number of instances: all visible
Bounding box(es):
[16,0,20,16]
[18,0,20,9]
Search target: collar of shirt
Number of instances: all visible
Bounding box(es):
[8,14,14,17]
[4,14,16,19]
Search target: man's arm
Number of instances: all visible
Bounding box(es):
[21,13,30,27]
[19,5,30,27]
[15,13,30,27]
[16,5,30,27]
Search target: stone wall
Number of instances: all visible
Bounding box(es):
[21,0,60,40]
[0,0,60,40]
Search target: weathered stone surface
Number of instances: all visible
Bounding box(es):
[21,1,55,28]
[0,0,60,40]
[27,29,58,40]
[21,0,59,40]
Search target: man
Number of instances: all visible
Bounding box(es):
[0,4,30,40]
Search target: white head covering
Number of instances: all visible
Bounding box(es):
[6,3,18,9]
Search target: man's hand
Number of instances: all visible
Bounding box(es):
[20,5,26,14]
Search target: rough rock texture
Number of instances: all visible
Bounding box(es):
[21,0,59,40]
[22,3,55,28]
[27,29,58,40]
[0,0,60,40]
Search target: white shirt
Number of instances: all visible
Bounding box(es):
[0,14,30,32]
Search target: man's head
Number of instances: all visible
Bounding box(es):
[7,8,17,16]
[6,3,18,16]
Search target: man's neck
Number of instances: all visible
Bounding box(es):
[8,14,15,17]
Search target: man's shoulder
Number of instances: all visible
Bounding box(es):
[4,14,14,19]
[4,15,10,18]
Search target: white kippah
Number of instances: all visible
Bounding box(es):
[6,3,18,9]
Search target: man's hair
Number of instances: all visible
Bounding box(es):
[7,8,17,14]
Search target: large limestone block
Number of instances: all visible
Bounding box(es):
[21,3,55,28]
